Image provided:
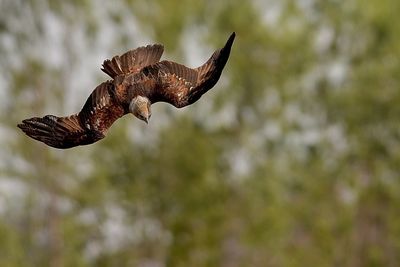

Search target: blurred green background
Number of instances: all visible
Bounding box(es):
[1,0,400,266]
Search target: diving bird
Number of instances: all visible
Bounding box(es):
[18,32,235,149]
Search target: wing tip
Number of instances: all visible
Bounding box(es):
[17,122,26,132]
[224,32,236,52]
[17,116,63,149]
[18,117,49,136]
[17,121,29,129]
[18,118,38,131]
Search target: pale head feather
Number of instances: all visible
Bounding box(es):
[129,96,151,124]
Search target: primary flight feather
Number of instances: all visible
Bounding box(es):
[18,32,235,149]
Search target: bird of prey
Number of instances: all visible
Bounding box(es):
[18,32,235,149]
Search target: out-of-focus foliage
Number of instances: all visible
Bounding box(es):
[0,0,399,266]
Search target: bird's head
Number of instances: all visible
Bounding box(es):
[129,96,152,124]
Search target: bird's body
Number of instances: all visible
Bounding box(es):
[18,32,235,148]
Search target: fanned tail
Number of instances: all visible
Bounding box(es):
[101,44,164,78]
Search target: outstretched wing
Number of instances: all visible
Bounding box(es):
[18,81,126,149]
[148,32,235,108]
[18,114,104,149]
[102,44,164,78]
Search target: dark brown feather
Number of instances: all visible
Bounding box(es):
[149,32,235,107]
[101,44,164,78]
[18,115,103,149]
[18,81,126,149]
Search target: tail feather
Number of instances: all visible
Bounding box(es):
[101,44,164,78]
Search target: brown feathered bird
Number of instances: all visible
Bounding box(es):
[18,32,235,149]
